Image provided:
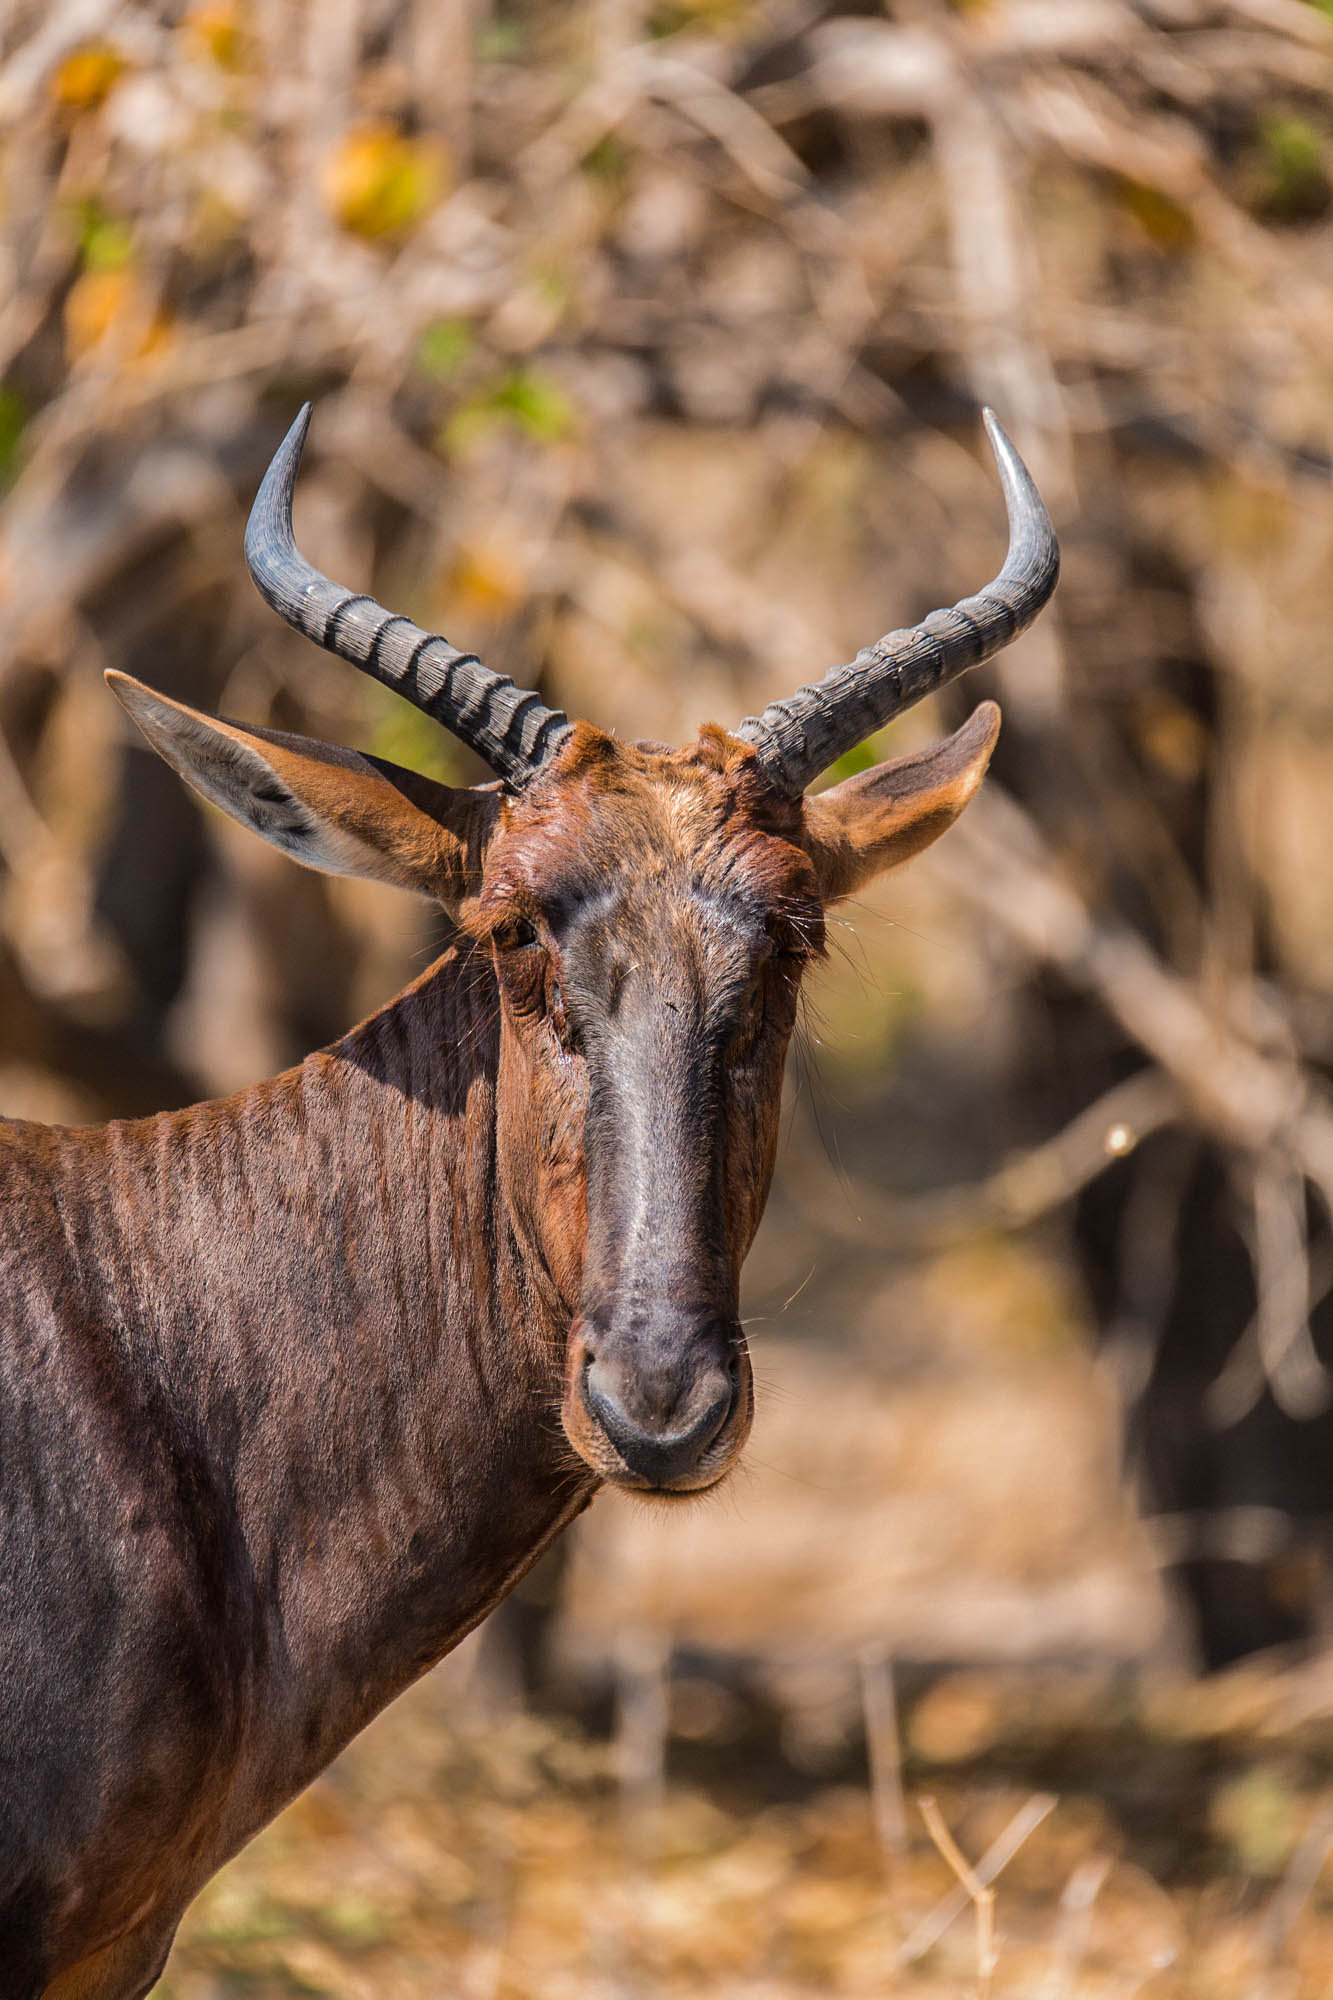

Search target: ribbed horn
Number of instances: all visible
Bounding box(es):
[735,410,1059,795]
[244,404,573,787]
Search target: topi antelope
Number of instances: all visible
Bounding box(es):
[0,406,1056,1999]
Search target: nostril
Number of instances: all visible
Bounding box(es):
[580,1366,634,1446]
[690,1386,735,1450]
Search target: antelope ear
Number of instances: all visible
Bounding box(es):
[106,672,497,906]
[803,703,1000,903]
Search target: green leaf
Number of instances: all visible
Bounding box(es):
[819,728,896,787]
[69,199,135,271]
[417,319,474,381]
[0,385,27,485]
[825,740,879,783]
[1258,111,1326,216]
[362,685,469,787]
[582,135,629,185]
[475,17,525,59]
[493,369,576,441]
[444,368,577,455]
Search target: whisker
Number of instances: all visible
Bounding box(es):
[780,1263,818,1313]
[746,1371,799,1407]
[736,1451,841,1494]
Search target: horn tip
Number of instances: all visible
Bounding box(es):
[248,404,314,578]
[284,401,314,458]
[980,406,1013,458]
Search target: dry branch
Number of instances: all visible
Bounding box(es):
[900,1792,1057,1970]
[784,1065,1182,1250]
[917,1794,998,1996]
[932,788,1333,1197]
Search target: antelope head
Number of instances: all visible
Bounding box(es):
[110,406,1057,1499]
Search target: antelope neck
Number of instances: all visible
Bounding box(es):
[42,942,592,1809]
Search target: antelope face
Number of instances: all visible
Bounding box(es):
[109,402,1056,1502]
[477,725,821,1495]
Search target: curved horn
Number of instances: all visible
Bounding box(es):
[244,405,573,787]
[734,410,1059,796]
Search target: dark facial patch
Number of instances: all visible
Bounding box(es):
[469,725,822,1494]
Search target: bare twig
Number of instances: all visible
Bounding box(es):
[0,0,126,120]
[1248,1158,1331,1420]
[614,1623,670,1860]
[917,1794,998,1999]
[1220,0,1333,46]
[1208,1230,1333,1430]
[932,788,1333,1217]
[859,1647,907,1874]
[1043,1855,1112,2000]
[784,1067,1181,1250]
[903,1792,1056,1977]
[1248,1800,1333,1997]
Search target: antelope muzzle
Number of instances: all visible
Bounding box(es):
[563,1297,752,1494]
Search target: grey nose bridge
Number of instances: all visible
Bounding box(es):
[583,1004,730,1295]
[576,972,745,1481]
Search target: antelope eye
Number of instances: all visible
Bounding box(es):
[767,918,808,964]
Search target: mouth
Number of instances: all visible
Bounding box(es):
[577,1440,745,1499]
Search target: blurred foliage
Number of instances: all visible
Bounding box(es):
[70,199,136,271]
[1254,112,1329,220]
[360,683,468,789]
[52,41,127,113]
[0,386,26,486]
[445,367,578,455]
[184,3,251,73]
[321,123,448,239]
[1114,175,1196,253]
[416,317,474,380]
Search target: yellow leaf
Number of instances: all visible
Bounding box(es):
[64,270,174,367]
[448,545,526,621]
[1133,695,1209,784]
[51,42,126,112]
[64,269,130,359]
[320,125,448,240]
[1115,175,1194,254]
[183,3,250,70]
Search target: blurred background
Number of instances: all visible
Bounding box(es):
[6,0,1333,1990]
